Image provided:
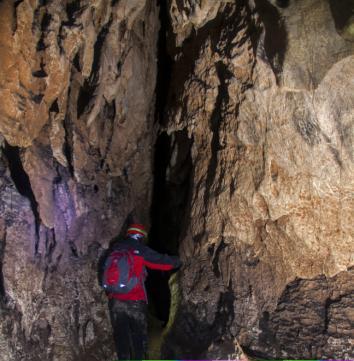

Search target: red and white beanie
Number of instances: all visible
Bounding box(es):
[126,224,148,238]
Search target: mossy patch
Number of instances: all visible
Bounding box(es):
[147,272,181,359]
[341,16,354,41]
[163,272,180,335]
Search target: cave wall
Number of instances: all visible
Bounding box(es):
[0,0,353,360]
[0,1,158,360]
[161,0,354,359]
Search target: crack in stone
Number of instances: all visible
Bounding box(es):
[2,143,41,251]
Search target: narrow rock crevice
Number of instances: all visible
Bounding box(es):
[210,238,227,278]
[254,0,288,79]
[163,4,235,127]
[89,18,112,83]
[69,240,79,258]
[204,61,232,209]
[99,100,116,169]
[147,121,193,358]
[213,287,236,341]
[32,60,48,78]
[77,18,112,119]
[45,228,57,264]
[13,0,24,35]
[65,1,83,26]
[147,129,192,327]
[329,0,354,34]
[63,115,75,178]
[77,83,96,119]
[36,12,52,52]
[14,0,24,8]
[155,0,173,125]
[323,297,333,335]
[49,98,59,113]
[2,143,41,241]
[149,0,193,272]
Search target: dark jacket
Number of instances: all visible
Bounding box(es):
[108,237,181,302]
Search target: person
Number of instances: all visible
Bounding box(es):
[105,223,181,360]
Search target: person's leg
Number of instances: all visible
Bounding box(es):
[128,301,148,360]
[108,299,132,360]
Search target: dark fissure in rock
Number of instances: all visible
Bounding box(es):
[31,93,44,104]
[77,84,95,119]
[210,239,228,278]
[40,12,52,32]
[90,19,112,82]
[36,12,52,52]
[77,19,112,119]
[214,287,236,341]
[275,0,290,8]
[73,52,81,72]
[2,143,41,240]
[49,98,59,113]
[147,129,192,324]
[155,0,173,125]
[254,0,288,79]
[32,58,48,79]
[147,134,172,324]
[69,240,79,258]
[14,0,24,9]
[65,1,82,26]
[63,115,75,177]
[45,228,57,264]
[165,4,236,127]
[145,1,192,326]
[204,61,233,209]
[329,0,354,31]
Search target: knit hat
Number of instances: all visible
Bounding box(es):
[126,224,148,238]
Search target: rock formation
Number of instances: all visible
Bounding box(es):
[0,0,353,360]
[0,1,158,360]
[159,0,354,359]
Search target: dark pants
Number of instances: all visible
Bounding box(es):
[108,298,148,360]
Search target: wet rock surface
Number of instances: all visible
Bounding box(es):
[0,0,353,360]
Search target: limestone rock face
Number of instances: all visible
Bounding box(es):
[0,0,158,360]
[161,0,354,359]
[0,0,353,359]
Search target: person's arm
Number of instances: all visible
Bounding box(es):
[139,244,181,270]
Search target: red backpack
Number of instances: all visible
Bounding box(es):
[101,248,140,294]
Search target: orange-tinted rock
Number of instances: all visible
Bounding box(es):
[0,1,158,360]
[161,0,354,359]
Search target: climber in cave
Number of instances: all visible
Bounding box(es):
[101,223,181,360]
